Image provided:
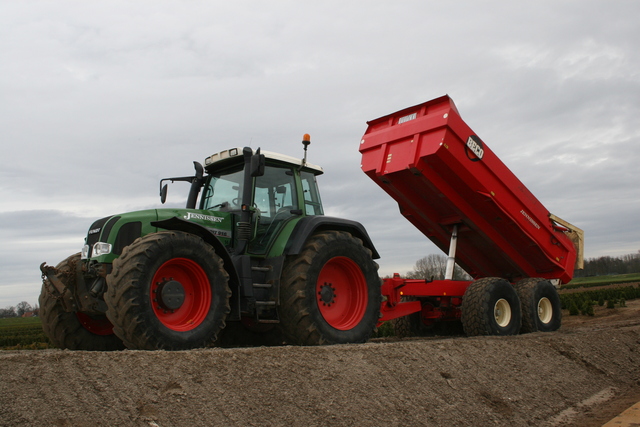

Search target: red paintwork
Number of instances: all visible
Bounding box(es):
[360,95,578,285]
[378,275,469,324]
[151,257,211,332]
[317,256,368,330]
[75,312,115,336]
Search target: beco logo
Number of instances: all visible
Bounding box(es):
[465,135,484,162]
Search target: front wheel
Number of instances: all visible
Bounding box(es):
[105,231,231,350]
[279,231,381,345]
[39,253,124,351]
[461,277,521,336]
[515,278,562,333]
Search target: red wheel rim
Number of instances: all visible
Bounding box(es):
[75,312,114,336]
[316,256,368,330]
[151,258,211,331]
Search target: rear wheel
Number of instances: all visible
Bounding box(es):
[39,253,124,351]
[105,231,231,350]
[279,231,381,345]
[515,278,562,333]
[392,298,435,338]
[461,277,521,336]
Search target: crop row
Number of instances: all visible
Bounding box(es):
[559,285,639,316]
[562,275,640,290]
[0,321,50,349]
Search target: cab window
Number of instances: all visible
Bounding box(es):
[200,167,244,211]
[301,171,324,215]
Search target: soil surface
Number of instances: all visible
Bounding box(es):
[1,301,639,427]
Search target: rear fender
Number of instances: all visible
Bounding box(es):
[283,216,380,259]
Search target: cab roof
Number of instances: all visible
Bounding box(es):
[204,147,324,175]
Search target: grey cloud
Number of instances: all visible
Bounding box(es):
[1,1,639,306]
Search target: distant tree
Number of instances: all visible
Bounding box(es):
[574,250,640,277]
[15,301,32,317]
[0,306,17,318]
[406,254,471,281]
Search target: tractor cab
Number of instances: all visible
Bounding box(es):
[199,146,325,256]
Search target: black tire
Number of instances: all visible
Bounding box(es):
[392,313,419,339]
[461,277,521,336]
[39,253,125,351]
[105,231,231,350]
[278,231,381,345]
[391,297,435,338]
[514,278,562,333]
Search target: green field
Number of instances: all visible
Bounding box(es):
[0,316,50,350]
[564,272,640,289]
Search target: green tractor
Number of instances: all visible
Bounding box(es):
[39,137,381,350]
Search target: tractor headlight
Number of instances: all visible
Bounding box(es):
[92,242,113,257]
[81,244,90,260]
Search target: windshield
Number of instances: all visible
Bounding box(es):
[200,166,244,211]
[254,166,297,220]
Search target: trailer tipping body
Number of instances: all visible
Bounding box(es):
[360,96,583,326]
[360,95,582,285]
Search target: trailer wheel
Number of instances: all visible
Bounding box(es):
[515,278,562,333]
[279,231,381,345]
[105,231,231,350]
[461,277,521,336]
[39,253,125,351]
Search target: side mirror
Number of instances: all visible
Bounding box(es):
[250,149,265,177]
[193,161,204,180]
[160,184,168,204]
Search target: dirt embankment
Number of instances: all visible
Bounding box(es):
[1,301,639,427]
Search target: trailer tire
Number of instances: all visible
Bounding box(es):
[39,253,125,351]
[515,278,562,333]
[279,231,381,345]
[461,277,521,336]
[105,231,231,350]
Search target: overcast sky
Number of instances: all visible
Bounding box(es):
[1,1,639,308]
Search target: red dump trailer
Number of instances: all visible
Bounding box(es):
[360,95,583,336]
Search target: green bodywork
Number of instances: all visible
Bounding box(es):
[83,152,324,265]
[75,147,376,323]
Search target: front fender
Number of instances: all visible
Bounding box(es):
[151,217,240,287]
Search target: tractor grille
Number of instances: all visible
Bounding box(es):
[86,216,114,248]
[113,221,142,255]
